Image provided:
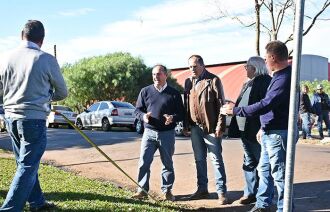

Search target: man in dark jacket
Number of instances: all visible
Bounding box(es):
[228,56,271,205]
[300,85,313,139]
[311,84,330,139]
[183,55,228,205]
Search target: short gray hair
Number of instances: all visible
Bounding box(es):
[247,56,269,76]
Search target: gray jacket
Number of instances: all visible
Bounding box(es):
[0,41,68,119]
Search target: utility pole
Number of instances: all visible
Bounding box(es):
[54,44,57,59]
[283,0,305,211]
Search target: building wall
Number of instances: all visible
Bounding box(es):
[300,54,328,81]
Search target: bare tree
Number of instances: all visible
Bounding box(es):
[208,0,330,55]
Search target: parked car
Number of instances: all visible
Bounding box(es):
[0,105,6,132]
[134,119,184,136]
[75,101,136,131]
[47,105,78,128]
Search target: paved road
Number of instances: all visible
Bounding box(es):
[0,128,330,211]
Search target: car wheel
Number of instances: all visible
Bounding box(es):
[175,121,183,136]
[76,118,84,130]
[102,118,111,131]
[135,119,144,134]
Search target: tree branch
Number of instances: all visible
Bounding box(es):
[303,0,330,36]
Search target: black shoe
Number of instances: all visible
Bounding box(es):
[238,195,256,204]
[30,201,56,212]
[188,189,209,200]
[249,205,270,212]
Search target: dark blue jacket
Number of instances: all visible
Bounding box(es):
[311,92,330,115]
[233,66,291,131]
[229,74,272,140]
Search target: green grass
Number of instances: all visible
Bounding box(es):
[0,155,184,211]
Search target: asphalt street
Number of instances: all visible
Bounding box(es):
[0,128,330,211]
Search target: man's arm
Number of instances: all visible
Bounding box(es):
[183,78,192,130]
[233,77,287,117]
[213,77,226,134]
[171,91,185,123]
[48,56,68,101]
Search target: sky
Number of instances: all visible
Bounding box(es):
[0,0,329,69]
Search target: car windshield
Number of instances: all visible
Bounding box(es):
[53,105,73,112]
[111,101,135,109]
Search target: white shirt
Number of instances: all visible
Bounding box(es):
[154,83,167,93]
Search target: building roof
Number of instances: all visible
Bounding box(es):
[171,61,248,101]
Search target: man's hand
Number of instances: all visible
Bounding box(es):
[163,114,173,125]
[143,112,152,123]
[215,130,223,138]
[220,103,234,115]
[256,129,262,143]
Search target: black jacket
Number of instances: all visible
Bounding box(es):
[228,74,272,140]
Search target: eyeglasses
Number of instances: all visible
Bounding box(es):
[244,64,254,70]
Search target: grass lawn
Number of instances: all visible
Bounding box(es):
[0,154,185,211]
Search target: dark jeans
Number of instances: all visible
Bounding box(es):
[300,112,311,138]
[241,136,261,197]
[1,119,47,211]
[317,110,330,137]
[190,125,227,194]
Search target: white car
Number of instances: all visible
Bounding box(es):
[47,105,77,128]
[75,101,136,131]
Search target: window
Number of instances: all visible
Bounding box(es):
[99,102,109,111]
[88,103,100,112]
[111,101,135,109]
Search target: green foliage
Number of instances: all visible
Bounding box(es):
[0,156,183,211]
[301,80,330,97]
[61,52,183,112]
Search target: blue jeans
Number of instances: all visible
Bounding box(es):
[256,130,287,212]
[190,125,227,194]
[317,110,330,137]
[137,128,175,193]
[300,112,311,138]
[1,119,47,212]
[241,136,261,197]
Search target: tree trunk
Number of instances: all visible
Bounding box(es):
[255,0,261,55]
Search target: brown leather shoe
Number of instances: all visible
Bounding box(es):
[238,195,256,204]
[132,191,148,199]
[163,190,175,201]
[188,190,209,200]
[218,193,228,205]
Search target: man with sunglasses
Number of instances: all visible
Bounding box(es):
[228,56,271,205]
[183,55,228,205]
[311,84,330,139]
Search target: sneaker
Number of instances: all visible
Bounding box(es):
[188,189,209,200]
[249,205,271,212]
[132,191,148,199]
[218,193,228,205]
[306,136,313,140]
[238,195,256,204]
[30,201,56,212]
[163,190,175,201]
